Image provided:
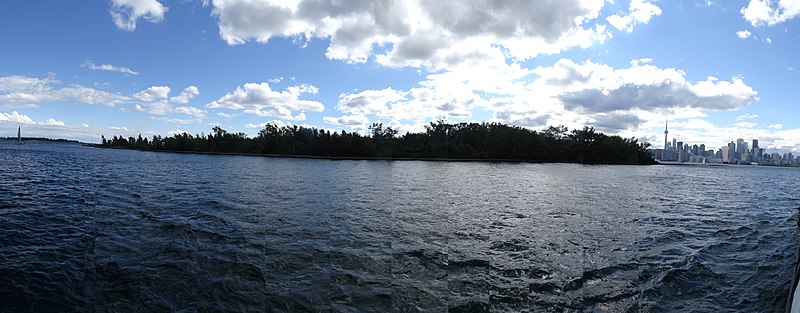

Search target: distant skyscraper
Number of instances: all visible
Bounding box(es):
[672,138,677,150]
[727,141,737,163]
[752,139,759,161]
[736,138,746,155]
[722,146,731,163]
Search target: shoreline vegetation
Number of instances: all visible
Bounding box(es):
[0,137,79,143]
[97,121,656,165]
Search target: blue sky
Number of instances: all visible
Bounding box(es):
[1,0,798,153]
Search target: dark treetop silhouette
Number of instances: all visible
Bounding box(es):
[98,120,656,165]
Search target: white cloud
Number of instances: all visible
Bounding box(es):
[769,123,783,129]
[741,0,800,27]
[336,88,406,115]
[552,59,758,114]
[169,86,200,104]
[135,101,172,115]
[607,0,662,33]
[766,37,773,43]
[217,112,238,118]
[134,86,171,102]
[44,118,65,126]
[204,0,611,69]
[0,75,131,107]
[110,0,168,31]
[331,72,491,124]
[162,117,203,125]
[81,61,138,75]
[733,121,757,128]
[206,82,324,120]
[0,111,64,126]
[0,111,34,124]
[323,114,369,126]
[82,123,90,128]
[736,29,752,39]
[245,120,287,129]
[737,113,759,120]
[132,85,208,121]
[353,57,756,135]
[174,106,207,118]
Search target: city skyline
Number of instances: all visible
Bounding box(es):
[654,120,795,165]
[0,1,799,153]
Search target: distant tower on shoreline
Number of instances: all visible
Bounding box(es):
[662,121,669,160]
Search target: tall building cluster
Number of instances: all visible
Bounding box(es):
[650,122,797,165]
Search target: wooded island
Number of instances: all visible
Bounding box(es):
[99,121,656,164]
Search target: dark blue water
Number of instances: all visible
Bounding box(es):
[1,141,799,312]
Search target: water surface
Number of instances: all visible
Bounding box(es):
[1,142,798,312]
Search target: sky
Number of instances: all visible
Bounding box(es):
[0,0,799,153]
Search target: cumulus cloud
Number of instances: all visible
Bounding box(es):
[204,0,611,69]
[741,0,800,26]
[552,60,757,113]
[332,75,487,123]
[134,86,171,102]
[336,88,406,115]
[589,113,643,133]
[0,75,131,107]
[607,0,663,33]
[110,0,168,31]
[174,106,207,118]
[81,61,138,75]
[493,110,551,128]
[0,75,55,93]
[329,57,759,135]
[169,86,200,104]
[206,82,324,120]
[133,85,205,121]
[736,29,752,39]
[245,120,287,129]
[0,111,34,124]
[44,118,65,126]
[0,111,64,126]
[323,114,370,126]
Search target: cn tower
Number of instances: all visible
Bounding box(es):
[662,121,668,161]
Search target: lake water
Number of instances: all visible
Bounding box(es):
[1,141,799,312]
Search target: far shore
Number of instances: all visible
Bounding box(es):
[92,145,655,166]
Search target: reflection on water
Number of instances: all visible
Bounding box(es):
[0,142,798,312]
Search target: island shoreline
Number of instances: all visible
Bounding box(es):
[90,145,655,165]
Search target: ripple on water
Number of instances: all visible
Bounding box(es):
[1,142,799,312]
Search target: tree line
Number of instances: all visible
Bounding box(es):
[98,121,656,164]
